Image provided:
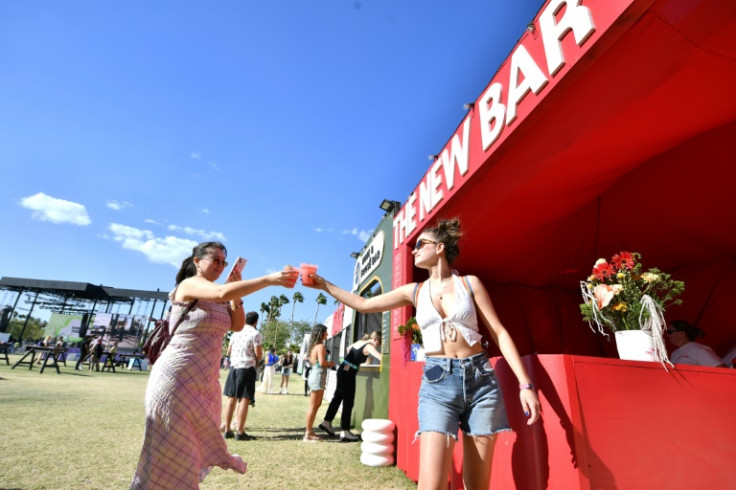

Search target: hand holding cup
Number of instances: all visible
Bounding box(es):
[283,265,300,288]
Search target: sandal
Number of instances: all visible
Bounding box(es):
[302,433,321,442]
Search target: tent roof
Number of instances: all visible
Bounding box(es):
[0,277,169,303]
[409,0,736,287]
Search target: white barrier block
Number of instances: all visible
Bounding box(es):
[360,452,395,467]
[361,441,394,456]
[361,418,395,432]
[361,430,395,444]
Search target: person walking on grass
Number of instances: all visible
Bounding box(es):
[130,241,297,488]
[260,347,278,394]
[303,324,335,442]
[222,311,262,441]
[279,349,295,394]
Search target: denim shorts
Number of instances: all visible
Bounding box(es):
[417,352,510,439]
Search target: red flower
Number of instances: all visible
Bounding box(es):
[592,261,615,281]
[612,251,635,270]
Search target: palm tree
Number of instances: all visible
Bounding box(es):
[273,294,289,349]
[260,302,270,325]
[291,291,304,327]
[313,293,327,325]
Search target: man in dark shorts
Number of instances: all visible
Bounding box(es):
[223,311,262,441]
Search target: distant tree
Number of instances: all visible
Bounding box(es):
[8,316,46,341]
[290,291,304,329]
[313,293,327,325]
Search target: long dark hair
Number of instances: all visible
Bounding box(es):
[308,324,328,357]
[175,241,227,284]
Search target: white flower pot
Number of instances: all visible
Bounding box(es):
[614,330,656,361]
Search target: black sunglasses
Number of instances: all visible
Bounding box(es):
[414,238,437,250]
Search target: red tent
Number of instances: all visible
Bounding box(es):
[388,0,736,487]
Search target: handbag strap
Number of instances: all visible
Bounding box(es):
[169,300,199,337]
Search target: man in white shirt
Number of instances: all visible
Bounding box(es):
[223,311,263,441]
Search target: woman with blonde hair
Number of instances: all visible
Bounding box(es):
[303,323,335,442]
[304,218,540,488]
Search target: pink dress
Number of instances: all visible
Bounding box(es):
[131,296,247,489]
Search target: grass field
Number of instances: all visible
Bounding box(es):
[0,354,415,489]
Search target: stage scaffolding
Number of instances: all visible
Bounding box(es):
[0,276,169,341]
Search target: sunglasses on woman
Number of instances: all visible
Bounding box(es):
[414,238,437,250]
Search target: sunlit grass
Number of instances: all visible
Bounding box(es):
[0,354,414,489]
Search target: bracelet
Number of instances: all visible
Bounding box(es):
[231,301,243,310]
[519,383,534,391]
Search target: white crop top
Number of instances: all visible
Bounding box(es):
[414,274,482,354]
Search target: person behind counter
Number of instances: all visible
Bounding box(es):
[319,331,381,442]
[302,217,540,489]
[667,320,725,367]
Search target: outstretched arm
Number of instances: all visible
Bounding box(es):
[306,274,415,313]
[176,269,296,303]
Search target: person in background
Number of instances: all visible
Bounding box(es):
[303,324,335,442]
[667,320,725,367]
[303,218,540,488]
[279,349,295,394]
[131,241,297,488]
[260,347,278,394]
[302,354,312,397]
[222,311,262,441]
[88,338,103,372]
[319,331,382,442]
[75,334,94,371]
[721,342,736,368]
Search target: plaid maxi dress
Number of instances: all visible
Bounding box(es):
[131,297,247,489]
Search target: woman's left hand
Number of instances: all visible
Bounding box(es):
[226,269,242,283]
[520,389,541,425]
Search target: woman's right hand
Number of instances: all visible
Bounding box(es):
[267,268,299,287]
[303,272,327,290]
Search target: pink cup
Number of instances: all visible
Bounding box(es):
[300,263,318,286]
[284,266,300,288]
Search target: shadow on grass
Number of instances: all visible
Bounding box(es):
[250,426,348,443]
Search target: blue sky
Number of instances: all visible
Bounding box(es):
[1,1,542,323]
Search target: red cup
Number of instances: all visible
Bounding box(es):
[284,266,300,288]
[300,263,318,286]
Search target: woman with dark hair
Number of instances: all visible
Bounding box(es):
[304,218,540,488]
[131,241,297,488]
[319,330,382,441]
[303,323,335,442]
[667,320,725,367]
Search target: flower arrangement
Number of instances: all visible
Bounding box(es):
[580,251,685,336]
[397,316,422,345]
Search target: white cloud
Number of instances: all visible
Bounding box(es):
[208,161,220,171]
[144,218,160,225]
[108,223,196,267]
[106,200,132,211]
[202,209,210,214]
[342,227,371,242]
[19,192,91,226]
[167,224,225,241]
[315,227,324,233]
[190,152,202,159]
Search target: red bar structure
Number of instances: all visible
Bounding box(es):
[387,0,736,487]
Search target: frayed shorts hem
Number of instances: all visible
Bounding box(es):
[412,426,511,444]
